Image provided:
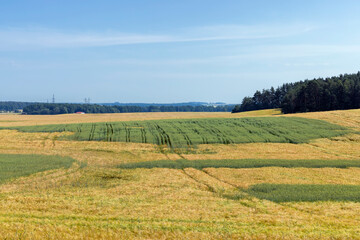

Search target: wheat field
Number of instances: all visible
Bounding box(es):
[1,109,360,239]
[0,109,281,127]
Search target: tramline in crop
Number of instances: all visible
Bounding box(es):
[8,117,349,148]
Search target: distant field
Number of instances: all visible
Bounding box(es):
[0,109,281,127]
[118,159,360,169]
[7,117,348,147]
[0,154,75,183]
[246,184,360,202]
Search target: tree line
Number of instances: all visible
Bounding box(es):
[232,72,360,114]
[0,102,35,112]
[23,103,234,115]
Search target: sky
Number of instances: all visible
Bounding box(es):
[1,0,360,103]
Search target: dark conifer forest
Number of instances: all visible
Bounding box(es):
[232,72,360,114]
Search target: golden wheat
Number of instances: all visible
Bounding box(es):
[0,109,281,127]
[0,109,359,239]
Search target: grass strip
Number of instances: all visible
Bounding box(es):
[117,159,360,169]
[0,154,75,184]
[246,183,360,202]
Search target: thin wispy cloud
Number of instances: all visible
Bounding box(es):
[0,24,315,50]
[184,24,315,40]
[98,44,360,66]
[5,43,360,70]
[0,28,171,49]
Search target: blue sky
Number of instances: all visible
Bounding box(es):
[1,0,360,103]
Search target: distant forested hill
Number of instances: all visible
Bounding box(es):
[23,103,234,115]
[102,102,227,107]
[232,72,360,114]
[0,102,35,112]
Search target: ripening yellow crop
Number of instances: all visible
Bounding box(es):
[203,167,360,188]
[0,109,359,239]
[0,109,282,127]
